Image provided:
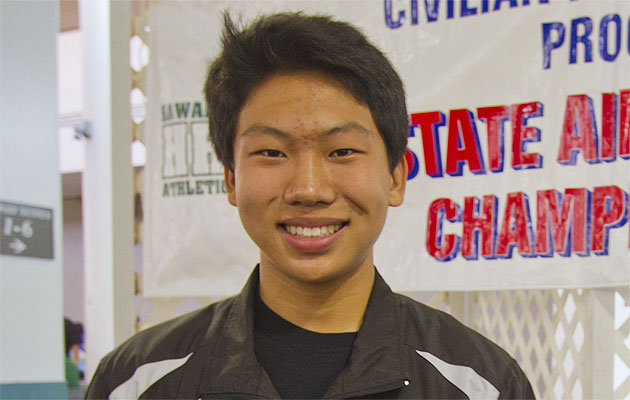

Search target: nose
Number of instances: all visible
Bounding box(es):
[283,153,336,206]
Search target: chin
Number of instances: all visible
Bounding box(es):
[284,259,366,286]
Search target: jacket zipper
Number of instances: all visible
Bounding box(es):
[325,378,410,399]
[197,379,410,399]
[197,393,271,399]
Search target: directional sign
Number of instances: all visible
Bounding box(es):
[0,201,54,259]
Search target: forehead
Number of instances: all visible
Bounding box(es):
[244,70,358,107]
[235,71,379,142]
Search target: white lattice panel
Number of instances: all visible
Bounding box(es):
[613,288,630,400]
[468,288,630,400]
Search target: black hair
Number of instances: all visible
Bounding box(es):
[204,12,408,171]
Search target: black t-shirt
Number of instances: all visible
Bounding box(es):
[254,292,357,399]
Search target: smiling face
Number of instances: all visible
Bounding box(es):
[225,71,406,287]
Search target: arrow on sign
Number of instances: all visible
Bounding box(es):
[8,238,26,254]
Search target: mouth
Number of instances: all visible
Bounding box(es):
[280,222,347,238]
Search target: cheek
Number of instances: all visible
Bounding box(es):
[336,167,391,203]
[235,169,282,208]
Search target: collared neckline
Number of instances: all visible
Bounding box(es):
[195,265,407,399]
[324,269,408,398]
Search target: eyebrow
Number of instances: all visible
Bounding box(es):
[240,122,372,140]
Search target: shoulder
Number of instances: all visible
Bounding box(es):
[85,296,236,399]
[393,293,534,399]
[394,293,506,361]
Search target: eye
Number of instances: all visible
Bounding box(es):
[259,149,286,158]
[329,148,356,157]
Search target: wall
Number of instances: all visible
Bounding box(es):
[57,29,85,174]
[0,1,67,398]
[62,197,84,324]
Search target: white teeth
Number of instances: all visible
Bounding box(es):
[285,223,343,237]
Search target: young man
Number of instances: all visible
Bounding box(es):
[86,13,535,399]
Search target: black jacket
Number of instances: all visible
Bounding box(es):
[86,267,535,399]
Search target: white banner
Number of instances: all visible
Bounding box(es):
[144,0,630,297]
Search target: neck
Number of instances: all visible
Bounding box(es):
[258,264,375,333]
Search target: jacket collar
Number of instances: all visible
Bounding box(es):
[197,265,278,398]
[324,269,408,398]
[196,265,407,398]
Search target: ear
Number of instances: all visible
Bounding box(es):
[388,156,407,207]
[224,166,237,206]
